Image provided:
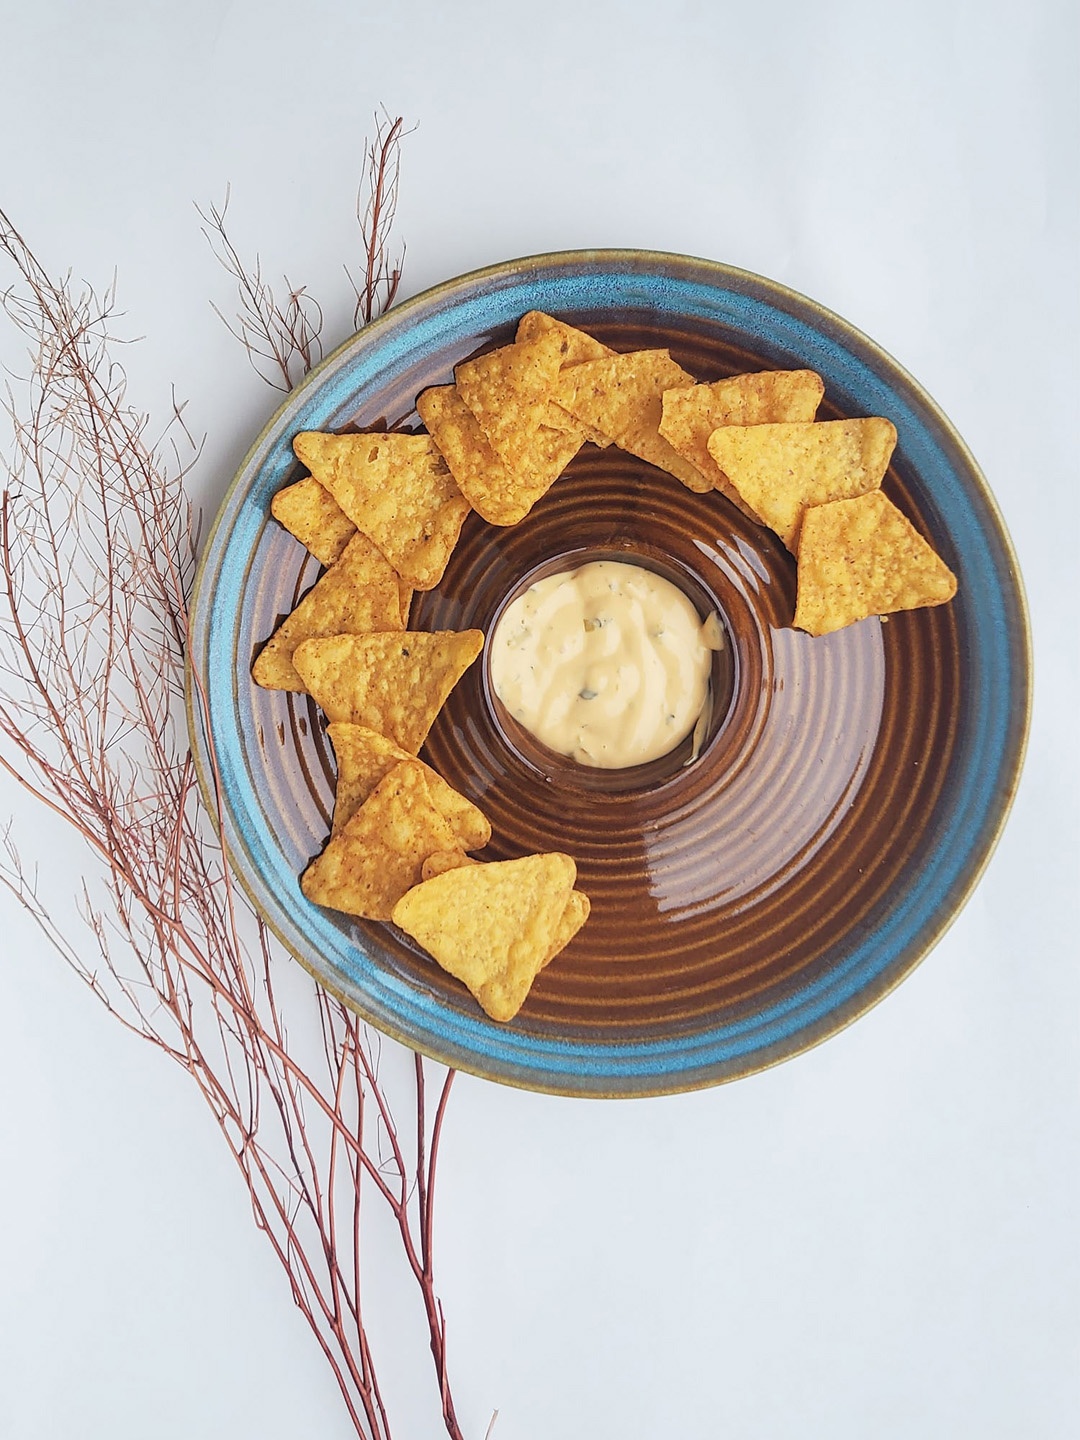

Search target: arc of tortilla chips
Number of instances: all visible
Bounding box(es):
[793,490,957,636]
[454,330,570,474]
[327,723,490,850]
[271,476,358,567]
[293,431,470,591]
[659,370,825,512]
[292,630,484,753]
[706,417,898,553]
[301,760,460,922]
[252,532,405,692]
[391,853,578,1022]
[554,350,704,490]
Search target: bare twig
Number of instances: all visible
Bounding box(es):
[347,112,408,329]
[199,112,409,393]
[197,186,325,392]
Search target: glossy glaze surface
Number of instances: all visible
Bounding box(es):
[187,252,1030,1095]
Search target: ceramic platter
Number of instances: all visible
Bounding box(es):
[187,251,1030,1097]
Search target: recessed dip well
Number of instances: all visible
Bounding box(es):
[489,560,723,769]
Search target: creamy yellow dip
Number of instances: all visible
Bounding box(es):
[489,560,720,769]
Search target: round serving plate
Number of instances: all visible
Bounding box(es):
[186,250,1030,1097]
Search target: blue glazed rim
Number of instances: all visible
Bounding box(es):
[186,250,1031,1097]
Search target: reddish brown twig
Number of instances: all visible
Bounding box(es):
[197,185,325,392]
[0,119,465,1440]
[348,112,408,329]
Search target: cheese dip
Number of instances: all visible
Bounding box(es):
[489,560,721,769]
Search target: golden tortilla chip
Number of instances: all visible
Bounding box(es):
[659,370,825,510]
[293,431,470,591]
[554,350,703,489]
[391,853,579,1021]
[327,723,490,850]
[454,330,571,474]
[417,384,538,526]
[793,490,958,636]
[270,476,358,567]
[397,579,414,627]
[514,312,615,446]
[414,853,588,961]
[706,417,897,552]
[301,760,460,921]
[292,630,484,753]
[421,849,478,880]
[542,888,591,969]
[515,311,613,366]
[252,533,404,691]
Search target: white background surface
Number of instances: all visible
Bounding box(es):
[1,2,1077,1436]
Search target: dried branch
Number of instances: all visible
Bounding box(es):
[0,126,465,1440]
[348,112,408,329]
[197,187,325,392]
[200,112,408,395]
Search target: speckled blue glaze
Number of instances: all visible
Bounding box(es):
[187,252,1030,1096]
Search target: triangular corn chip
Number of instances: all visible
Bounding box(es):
[301,760,460,921]
[252,533,405,692]
[270,475,358,567]
[793,490,958,636]
[454,330,570,474]
[327,723,490,850]
[421,849,480,881]
[415,850,589,964]
[542,888,591,969]
[293,431,470,590]
[292,630,484,753]
[391,853,578,1021]
[707,417,897,552]
[417,384,569,526]
[659,370,825,510]
[554,350,703,489]
[397,578,415,627]
[515,311,615,446]
[515,311,613,366]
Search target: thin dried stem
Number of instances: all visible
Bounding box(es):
[197,186,325,392]
[0,128,465,1440]
[348,113,408,329]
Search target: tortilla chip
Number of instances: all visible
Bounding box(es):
[659,370,825,510]
[793,490,958,636]
[293,431,470,590]
[542,888,591,968]
[391,853,578,1021]
[252,533,404,691]
[554,350,703,489]
[327,723,490,850]
[417,384,543,526]
[301,760,460,921]
[515,311,613,366]
[706,417,897,552]
[514,312,615,446]
[421,849,478,880]
[397,579,414,627]
[292,630,484,753]
[454,330,571,474]
[271,476,358,567]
